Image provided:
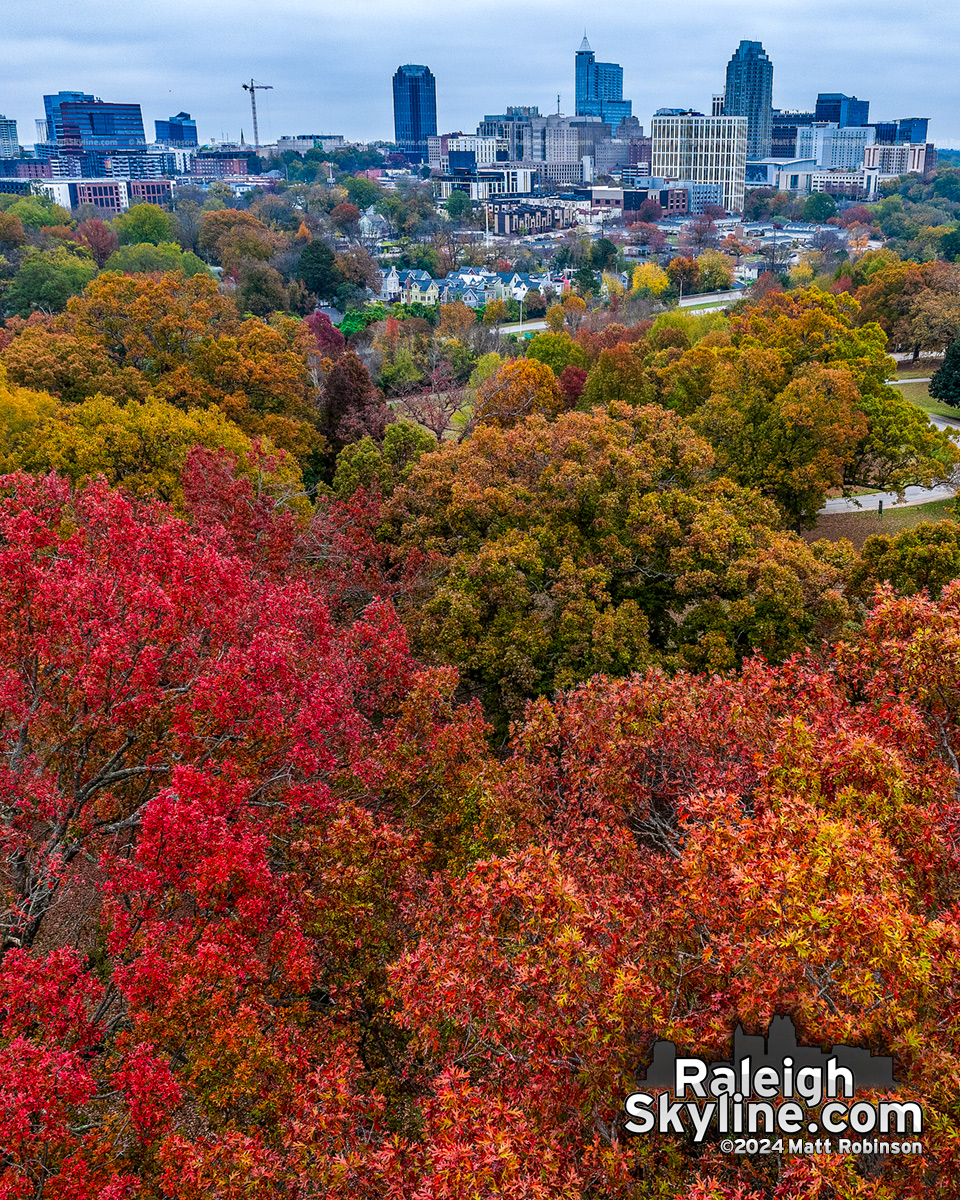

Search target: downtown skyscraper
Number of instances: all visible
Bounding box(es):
[575,35,632,126]
[722,40,773,159]
[393,64,437,165]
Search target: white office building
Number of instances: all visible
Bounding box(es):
[651,114,748,214]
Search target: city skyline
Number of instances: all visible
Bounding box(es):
[3,0,955,148]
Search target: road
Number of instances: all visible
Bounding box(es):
[500,319,548,335]
[820,485,957,515]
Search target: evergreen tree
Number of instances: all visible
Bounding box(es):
[930,335,960,408]
[296,239,344,302]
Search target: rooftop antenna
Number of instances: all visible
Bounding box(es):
[557,94,561,115]
[241,79,273,151]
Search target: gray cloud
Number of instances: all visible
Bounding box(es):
[4,0,958,149]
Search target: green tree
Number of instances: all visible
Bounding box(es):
[3,247,97,317]
[343,175,382,209]
[236,263,288,317]
[526,332,588,377]
[849,521,960,601]
[3,195,72,230]
[444,190,474,223]
[104,242,210,276]
[802,192,838,223]
[930,335,960,408]
[112,203,179,246]
[296,239,344,302]
[573,264,598,295]
[332,421,435,498]
[590,238,618,271]
[941,228,960,263]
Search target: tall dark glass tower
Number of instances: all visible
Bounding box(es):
[392,65,437,164]
[815,93,870,127]
[575,35,631,125]
[723,40,773,158]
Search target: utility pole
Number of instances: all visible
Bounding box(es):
[242,79,273,152]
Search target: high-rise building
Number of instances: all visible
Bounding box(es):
[393,64,437,164]
[58,99,147,176]
[575,35,632,125]
[771,110,816,158]
[40,93,148,177]
[815,93,869,127]
[722,40,773,159]
[477,107,541,161]
[797,122,875,170]
[0,116,18,158]
[651,113,748,213]
[872,117,929,145]
[42,91,96,144]
[155,112,198,147]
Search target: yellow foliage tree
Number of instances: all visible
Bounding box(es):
[562,294,587,331]
[632,262,669,296]
[438,302,476,338]
[0,368,58,474]
[482,299,508,327]
[545,304,566,333]
[33,394,302,507]
[475,358,563,427]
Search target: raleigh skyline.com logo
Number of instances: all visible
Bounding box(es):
[623,1016,923,1157]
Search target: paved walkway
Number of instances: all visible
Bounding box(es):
[820,485,957,515]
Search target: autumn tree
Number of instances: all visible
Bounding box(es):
[386,404,850,722]
[69,269,240,379]
[578,343,648,407]
[562,293,587,331]
[33,394,272,506]
[482,298,508,327]
[330,201,361,235]
[544,303,565,332]
[396,362,472,441]
[198,207,281,269]
[474,357,564,427]
[304,309,346,358]
[692,357,868,528]
[631,261,669,296]
[322,348,390,456]
[74,217,119,267]
[437,301,476,338]
[666,255,701,295]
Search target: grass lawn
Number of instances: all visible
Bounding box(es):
[681,299,732,311]
[894,380,960,424]
[806,497,957,549]
[894,362,943,379]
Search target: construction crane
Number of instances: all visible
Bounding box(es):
[241,79,273,151]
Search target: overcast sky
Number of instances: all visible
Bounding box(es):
[4,0,958,149]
